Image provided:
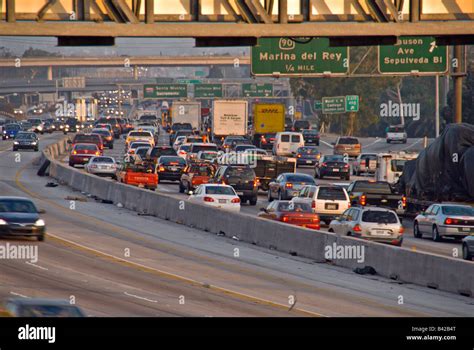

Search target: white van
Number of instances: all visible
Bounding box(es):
[375,151,418,184]
[273,132,304,156]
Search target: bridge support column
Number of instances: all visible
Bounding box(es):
[47,66,53,80]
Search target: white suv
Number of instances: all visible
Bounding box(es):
[292,185,350,225]
[386,125,407,144]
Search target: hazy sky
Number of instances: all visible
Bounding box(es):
[0,37,249,57]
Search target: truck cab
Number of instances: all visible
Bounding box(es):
[375,151,418,184]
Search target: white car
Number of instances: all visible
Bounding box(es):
[85,156,117,178]
[386,125,407,144]
[197,150,219,162]
[188,184,241,212]
[127,141,152,155]
[173,136,187,151]
[177,143,192,159]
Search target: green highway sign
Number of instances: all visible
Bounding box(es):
[143,84,188,98]
[378,36,448,74]
[194,84,223,98]
[251,38,348,76]
[155,77,174,83]
[176,79,202,84]
[242,83,273,97]
[345,95,359,112]
[314,100,322,111]
[195,71,206,77]
[322,96,346,114]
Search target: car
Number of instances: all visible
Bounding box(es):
[94,123,113,134]
[268,173,316,201]
[42,120,54,134]
[222,136,251,151]
[353,153,378,175]
[126,130,154,147]
[69,143,102,167]
[170,129,193,145]
[52,120,63,132]
[187,143,218,162]
[196,150,219,163]
[292,185,351,225]
[413,204,474,242]
[295,146,321,167]
[177,143,192,159]
[314,155,350,180]
[84,156,117,178]
[179,162,215,194]
[28,118,43,133]
[462,235,474,260]
[146,146,177,162]
[96,117,123,136]
[188,184,241,212]
[210,165,259,205]
[2,123,21,140]
[284,117,293,131]
[302,129,320,145]
[333,137,361,157]
[63,118,79,134]
[4,298,86,317]
[71,133,104,152]
[292,120,310,132]
[173,135,187,150]
[242,148,268,156]
[273,132,305,156]
[0,196,46,241]
[12,132,39,151]
[156,156,187,182]
[91,128,114,149]
[329,206,404,246]
[234,144,257,153]
[134,146,151,161]
[386,125,407,144]
[258,200,320,230]
[127,141,152,155]
[185,135,204,144]
[258,132,277,150]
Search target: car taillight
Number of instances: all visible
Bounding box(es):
[311,200,316,209]
[204,196,214,202]
[231,198,240,203]
[353,224,362,232]
[158,166,165,172]
[445,218,459,225]
[399,226,405,234]
[253,179,259,188]
[402,196,407,208]
[72,150,77,155]
[297,154,301,158]
[344,164,349,168]
[321,162,327,167]
[95,151,100,155]
[285,183,293,188]
[360,194,367,206]
[281,216,289,222]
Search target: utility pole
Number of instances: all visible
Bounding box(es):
[435,75,440,137]
[453,45,463,123]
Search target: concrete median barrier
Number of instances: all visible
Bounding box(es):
[40,138,474,298]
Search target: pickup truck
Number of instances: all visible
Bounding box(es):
[117,161,158,190]
[346,180,406,214]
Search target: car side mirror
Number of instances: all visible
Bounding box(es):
[331,142,336,146]
[38,209,46,214]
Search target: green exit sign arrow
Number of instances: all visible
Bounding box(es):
[378,36,448,75]
[345,95,359,112]
[251,38,348,77]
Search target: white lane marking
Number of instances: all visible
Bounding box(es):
[10,291,30,298]
[25,261,49,271]
[362,138,382,149]
[402,139,423,150]
[319,140,333,148]
[124,291,158,303]
[158,186,175,193]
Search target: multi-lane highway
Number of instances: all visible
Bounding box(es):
[1,131,473,316]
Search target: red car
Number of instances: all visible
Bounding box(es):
[71,133,104,152]
[258,200,320,230]
[69,143,102,167]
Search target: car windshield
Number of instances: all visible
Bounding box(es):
[227,167,255,181]
[441,206,474,216]
[317,187,347,200]
[18,305,84,317]
[16,133,36,139]
[286,175,314,183]
[338,138,359,145]
[93,157,114,163]
[277,202,312,212]
[362,210,398,224]
[205,186,235,195]
[0,199,37,213]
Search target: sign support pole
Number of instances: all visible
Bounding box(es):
[453,45,463,124]
[435,74,440,137]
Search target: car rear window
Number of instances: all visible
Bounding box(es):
[92,130,110,136]
[129,132,151,137]
[303,130,318,135]
[75,144,97,151]
[130,143,149,149]
[441,206,474,216]
[317,187,347,200]
[294,121,310,128]
[74,135,100,143]
[391,160,407,172]
[161,157,186,165]
[226,167,255,181]
[278,202,312,212]
[151,147,177,157]
[190,165,214,176]
[352,182,392,194]
[205,186,235,195]
[362,210,398,224]
[6,124,20,130]
[388,127,405,133]
[298,147,319,154]
[93,157,114,163]
[286,175,314,183]
[178,145,191,152]
[338,138,359,145]
[191,145,218,153]
[291,135,301,142]
[281,134,290,142]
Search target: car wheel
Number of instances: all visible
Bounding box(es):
[328,228,334,233]
[12,147,16,151]
[267,189,273,202]
[35,147,39,152]
[179,182,184,193]
[187,183,192,195]
[432,225,441,242]
[110,145,114,149]
[462,244,473,260]
[345,175,350,181]
[413,222,422,238]
[249,197,257,206]
[37,235,45,242]
[69,162,74,167]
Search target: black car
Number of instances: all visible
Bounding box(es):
[258,133,276,149]
[292,120,310,132]
[4,298,86,317]
[0,197,46,241]
[296,146,321,167]
[302,129,320,145]
[315,155,350,180]
[222,136,251,151]
[13,132,39,151]
[146,146,177,162]
[268,173,316,201]
[211,165,258,205]
[95,118,122,138]
[64,118,79,134]
[170,127,193,145]
[157,156,187,182]
[91,128,114,149]
[284,117,293,131]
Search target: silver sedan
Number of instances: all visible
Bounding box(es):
[413,204,474,242]
[85,156,117,178]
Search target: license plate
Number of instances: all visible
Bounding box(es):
[326,204,338,210]
[374,230,390,236]
[306,160,312,164]
[461,227,472,232]
[332,168,339,172]
[236,192,244,196]
[218,199,227,204]
[170,167,178,171]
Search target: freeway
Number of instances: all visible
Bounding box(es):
[1,133,473,316]
[92,132,462,260]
